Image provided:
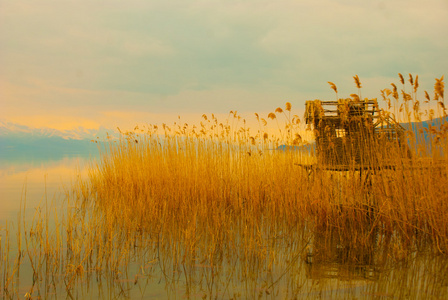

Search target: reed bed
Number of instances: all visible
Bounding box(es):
[1,74,448,299]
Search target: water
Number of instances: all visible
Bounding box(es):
[1,159,79,223]
[0,142,94,297]
[1,142,448,299]
[0,145,97,224]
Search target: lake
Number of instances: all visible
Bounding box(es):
[1,140,448,299]
[0,157,88,223]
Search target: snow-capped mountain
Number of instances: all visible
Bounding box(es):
[0,120,119,162]
[0,120,115,140]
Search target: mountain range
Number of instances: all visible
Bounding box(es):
[0,121,118,163]
[0,120,115,141]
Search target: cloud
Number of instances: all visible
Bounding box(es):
[0,0,446,130]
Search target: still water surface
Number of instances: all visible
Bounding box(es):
[0,157,88,223]
[1,147,448,299]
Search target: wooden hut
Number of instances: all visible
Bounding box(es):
[305,98,405,168]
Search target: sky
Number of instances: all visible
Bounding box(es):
[1,0,447,131]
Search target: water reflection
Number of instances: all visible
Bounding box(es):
[300,224,448,298]
[305,225,381,282]
[0,154,96,223]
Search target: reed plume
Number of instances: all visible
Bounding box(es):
[425,91,431,102]
[398,73,405,84]
[414,75,419,93]
[353,75,362,89]
[350,93,360,101]
[328,81,338,93]
[409,73,414,86]
[435,76,445,99]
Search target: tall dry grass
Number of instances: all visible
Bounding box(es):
[1,74,447,299]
